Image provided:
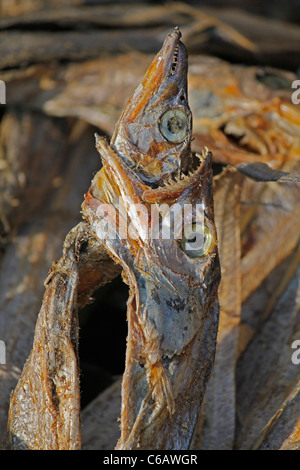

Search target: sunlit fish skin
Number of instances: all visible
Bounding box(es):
[82,28,221,450]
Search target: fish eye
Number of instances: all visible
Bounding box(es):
[159,108,189,143]
[180,222,215,258]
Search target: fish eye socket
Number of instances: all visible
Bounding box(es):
[180,222,215,258]
[159,108,189,143]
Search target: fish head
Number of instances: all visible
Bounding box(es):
[111,28,193,184]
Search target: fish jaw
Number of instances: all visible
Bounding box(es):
[82,139,220,449]
[111,28,192,185]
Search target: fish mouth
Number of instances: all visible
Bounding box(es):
[160,27,188,79]
[142,147,212,204]
[171,41,180,74]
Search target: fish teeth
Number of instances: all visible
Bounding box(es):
[201,146,209,158]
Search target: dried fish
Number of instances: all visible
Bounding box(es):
[6,28,221,450]
[2,4,300,451]
[7,222,120,449]
[191,167,244,449]
[236,262,300,450]
[82,29,220,450]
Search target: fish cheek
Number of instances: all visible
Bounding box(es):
[160,289,203,357]
[128,121,160,154]
[134,273,189,356]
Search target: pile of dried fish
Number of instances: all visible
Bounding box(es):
[0,2,300,450]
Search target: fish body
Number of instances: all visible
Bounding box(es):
[82,29,220,449]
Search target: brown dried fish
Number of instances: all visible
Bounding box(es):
[2,6,300,451]
[82,29,221,450]
[7,222,120,449]
[7,28,221,450]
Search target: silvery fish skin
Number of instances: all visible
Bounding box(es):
[82,29,221,450]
